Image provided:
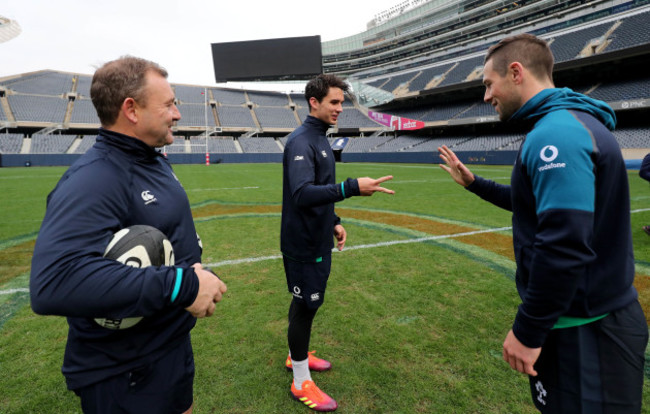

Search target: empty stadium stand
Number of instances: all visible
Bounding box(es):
[0,1,648,165]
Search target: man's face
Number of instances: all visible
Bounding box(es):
[134,71,181,147]
[310,87,344,125]
[482,59,522,122]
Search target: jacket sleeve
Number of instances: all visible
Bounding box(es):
[512,117,597,348]
[465,175,512,211]
[285,138,360,208]
[640,153,650,182]
[30,160,198,318]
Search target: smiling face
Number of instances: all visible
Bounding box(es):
[482,59,523,122]
[133,71,181,147]
[309,86,344,125]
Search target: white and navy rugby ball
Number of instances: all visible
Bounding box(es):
[95,225,174,330]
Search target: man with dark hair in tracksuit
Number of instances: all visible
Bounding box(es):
[281,74,394,411]
[439,34,647,413]
[30,56,227,414]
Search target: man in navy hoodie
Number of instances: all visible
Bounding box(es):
[439,34,647,412]
[30,56,227,414]
[281,74,394,411]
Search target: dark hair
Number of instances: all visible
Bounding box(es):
[304,74,350,107]
[90,56,168,127]
[484,33,554,82]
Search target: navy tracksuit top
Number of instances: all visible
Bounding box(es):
[281,115,360,261]
[30,129,201,389]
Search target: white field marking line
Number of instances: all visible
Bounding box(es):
[204,226,513,268]
[0,288,29,295]
[5,208,648,294]
[187,186,259,192]
[632,208,650,213]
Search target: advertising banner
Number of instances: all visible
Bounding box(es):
[368,110,425,130]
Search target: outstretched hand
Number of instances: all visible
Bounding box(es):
[438,145,475,187]
[357,175,395,196]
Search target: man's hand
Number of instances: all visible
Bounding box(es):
[357,176,395,196]
[185,263,227,318]
[502,329,541,376]
[334,224,347,251]
[438,145,475,187]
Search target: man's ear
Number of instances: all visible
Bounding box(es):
[121,97,138,124]
[308,96,319,113]
[509,62,524,84]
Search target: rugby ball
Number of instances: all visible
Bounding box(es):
[95,225,174,330]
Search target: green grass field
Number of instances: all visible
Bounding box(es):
[1,162,649,413]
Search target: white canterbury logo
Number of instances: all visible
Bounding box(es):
[141,190,157,205]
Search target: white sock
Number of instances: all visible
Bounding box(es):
[292,358,312,390]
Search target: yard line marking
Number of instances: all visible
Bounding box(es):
[632,208,650,213]
[0,288,29,296]
[205,226,513,268]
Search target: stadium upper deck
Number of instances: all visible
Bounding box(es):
[0,0,648,159]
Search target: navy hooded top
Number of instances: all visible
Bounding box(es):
[466,88,637,348]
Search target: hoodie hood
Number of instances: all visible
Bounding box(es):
[510,88,616,130]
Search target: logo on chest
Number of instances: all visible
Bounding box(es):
[141,190,157,205]
[321,150,327,158]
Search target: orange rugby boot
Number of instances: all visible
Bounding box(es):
[286,351,332,372]
[290,380,338,412]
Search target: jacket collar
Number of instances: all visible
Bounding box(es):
[304,115,331,134]
[97,128,166,161]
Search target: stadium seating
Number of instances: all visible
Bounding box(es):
[549,21,613,63]
[588,75,650,102]
[606,10,650,52]
[217,106,255,127]
[343,136,393,152]
[30,134,76,154]
[73,135,96,153]
[238,137,282,153]
[8,95,68,123]
[614,128,650,148]
[2,72,72,95]
[177,104,216,127]
[175,85,208,104]
[0,6,648,157]
[163,137,187,153]
[75,75,92,97]
[69,99,100,124]
[207,137,239,153]
[0,133,23,153]
[212,89,247,105]
[247,91,289,106]
[255,107,299,129]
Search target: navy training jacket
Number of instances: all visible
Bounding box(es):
[281,116,360,261]
[466,88,637,348]
[30,129,201,389]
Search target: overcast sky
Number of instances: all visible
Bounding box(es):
[1,0,401,90]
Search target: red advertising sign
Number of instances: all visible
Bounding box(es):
[368,110,425,130]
